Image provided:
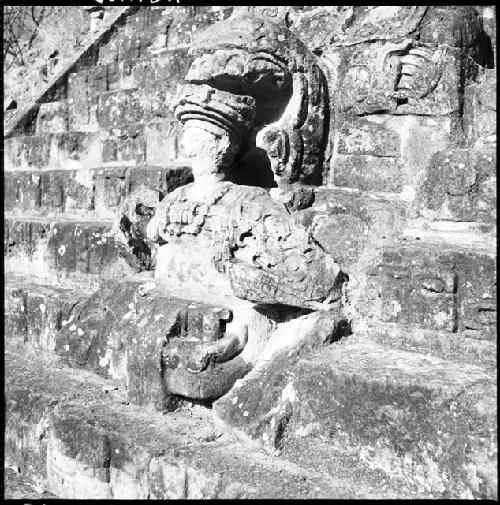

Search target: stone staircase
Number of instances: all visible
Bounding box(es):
[4,6,497,500]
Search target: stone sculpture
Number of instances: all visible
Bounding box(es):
[142,10,345,402]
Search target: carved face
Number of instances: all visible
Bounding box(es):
[182,124,239,180]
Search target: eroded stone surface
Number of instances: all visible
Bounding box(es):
[214,339,497,499]
[5,337,384,499]
[3,4,497,499]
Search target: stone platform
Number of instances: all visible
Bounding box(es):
[6,334,397,500]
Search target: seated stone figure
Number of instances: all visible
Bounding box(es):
[143,11,345,403]
[147,86,342,308]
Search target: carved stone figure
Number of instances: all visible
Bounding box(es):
[142,10,345,401]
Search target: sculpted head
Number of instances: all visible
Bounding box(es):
[175,85,256,184]
[175,11,328,189]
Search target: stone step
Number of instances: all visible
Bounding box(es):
[36,86,181,136]
[4,121,185,171]
[64,49,191,126]
[68,48,191,97]
[4,218,133,284]
[4,274,92,350]
[94,6,233,67]
[403,220,496,252]
[4,165,192,219]
[362,322,496,371]
[5,336,389,499]
[4,277,273,409]
[213,337,497,499]
[4,278,230,408]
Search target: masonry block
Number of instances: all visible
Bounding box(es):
[338,118,400,157]
[333,155,404,193]
[455,252,496,340]
[419,148,496,223]
[214,341,496,498]
[463,70,496,146]
[118,35,142,61]
[5,220,51,260]
[93,168,128,212]
[362,246,457,331]
[102,125,146,164]
[145,121,183,164]
[65,173,95,212]
[310,213,368,270]
[36,101,70,135]
[3,172,20,211]
[126,166,193,195]
[13,172,42,211]
[97,90,144,128]
[40,172,65,210]
[45,222,117,275]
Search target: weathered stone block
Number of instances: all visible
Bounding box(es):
[367,323,496,370]
[463,70,496,146]
[40,171,65,210]
[124,10,148,38]
[3,173,20,211]
[87,226,119,274]
[338,118,400,157]
[116,293,201,408]
[94,170,127,212]
[5,283,82,349]
[87,65,109,96]
[393,50,462,116]
[214,341,496,498]
[66,71,88,103]
[126,166,192,195]
[5,288,28,339]
[5,220,50,260]
[154,50,193,89]
[455,252,496,340]
[13,172,41,211]
[419,148,496,223]
[36,101,70,135]
[119,57,154,90]
[105,61,122,91]
[419,6,490,52]
[118,35,142,61]
[362,246,457,331]
[145,121,183,164]
[97,90,144,128]
[97,36,120,66]
[333,155,404,193]
[56,132,97,164]
[65,173,95,212]
[69,97,95,132]
[360,244,497,338]
[4,136,51,170]
[102,125,146,164]
[46,223,78,272]
[45,222,117,275]
[54,282,135,372]
[335,43,400,115]
[310,213,368,270]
